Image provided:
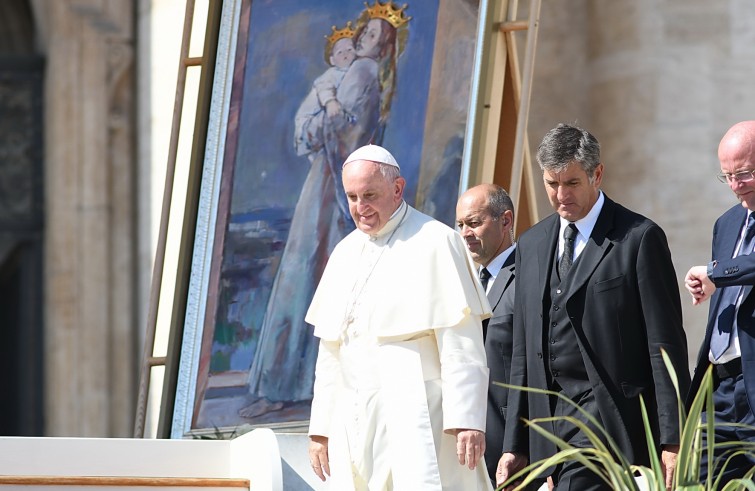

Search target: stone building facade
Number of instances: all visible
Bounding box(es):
[526,0,755,367]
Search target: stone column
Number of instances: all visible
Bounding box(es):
[38,0,137,437]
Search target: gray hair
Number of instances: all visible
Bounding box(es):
[486,184,514,217]
[378,161,401,182]
[536,123,601,180]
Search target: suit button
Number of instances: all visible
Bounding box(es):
[551,322,556,327]
[537,352,543,359]
[553,305,560,311]
[556,288,562,294]
[550,338,556,344]
[550,354,556,361]
[553,370,560,377]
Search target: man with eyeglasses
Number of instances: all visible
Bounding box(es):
[685,120,755,485]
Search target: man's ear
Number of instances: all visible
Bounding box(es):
[394,176,406,199]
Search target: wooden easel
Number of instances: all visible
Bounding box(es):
[465,0,542,235]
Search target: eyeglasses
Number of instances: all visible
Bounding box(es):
[716,170,755,184]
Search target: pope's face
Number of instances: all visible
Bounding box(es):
[356,19,383,59]
[342,160,404,234]
[543,162,602,222]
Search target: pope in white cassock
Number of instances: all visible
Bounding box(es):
[306,144,494,490]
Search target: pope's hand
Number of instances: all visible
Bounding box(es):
[448,428,485,470]
[308,435,330,482]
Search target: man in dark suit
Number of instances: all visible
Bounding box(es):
[496,124,690,490]
[456,183,517,485]
[684,120,755,484]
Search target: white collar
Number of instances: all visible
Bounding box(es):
[559,190,604,242]
[367,200,407,240]
[483,243,516,278]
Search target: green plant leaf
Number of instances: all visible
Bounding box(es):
[498,358,755,490]
[638,395,664,487]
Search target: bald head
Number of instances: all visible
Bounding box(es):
[719,121,755,163]
[719,121,755,210]
[456,184,515,266]
[459,184,514,216]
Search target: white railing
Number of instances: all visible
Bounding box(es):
[0,429,281,491]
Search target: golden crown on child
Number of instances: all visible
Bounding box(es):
[325,21,356,45]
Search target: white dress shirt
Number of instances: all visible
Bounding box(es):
[558,191,605,261]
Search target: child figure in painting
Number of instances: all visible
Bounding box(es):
[294,22,357,157]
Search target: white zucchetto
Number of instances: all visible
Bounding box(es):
[342,144,400,169]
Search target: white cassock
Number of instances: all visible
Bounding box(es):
[306,201,494,491]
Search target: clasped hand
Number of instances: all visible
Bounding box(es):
[684,265,715,305]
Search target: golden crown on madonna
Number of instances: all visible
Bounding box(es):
[363,0,411,29]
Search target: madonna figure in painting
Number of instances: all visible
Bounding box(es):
[240,0,410,419]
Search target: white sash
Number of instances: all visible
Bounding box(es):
[378,336,443,490]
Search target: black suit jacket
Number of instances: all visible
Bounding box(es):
[689,204,755,411]
[484,250,515,480]
[503,196,690,468]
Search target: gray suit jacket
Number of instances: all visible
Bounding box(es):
[484,250,515,480]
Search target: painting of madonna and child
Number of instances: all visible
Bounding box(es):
[187,0,484,434]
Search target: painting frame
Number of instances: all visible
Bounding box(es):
[169,0,494,439]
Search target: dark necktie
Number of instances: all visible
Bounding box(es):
[559,223,578,279]
[710,214,755,360]
[479,267,491,292]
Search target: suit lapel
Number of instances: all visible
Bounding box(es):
[711,208,749,319]
[538,215,560,302]
[488,252,515,311]
[719,208,746,259]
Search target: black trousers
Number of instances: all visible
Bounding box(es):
[549,385,612,491]
[700,369,755,485]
